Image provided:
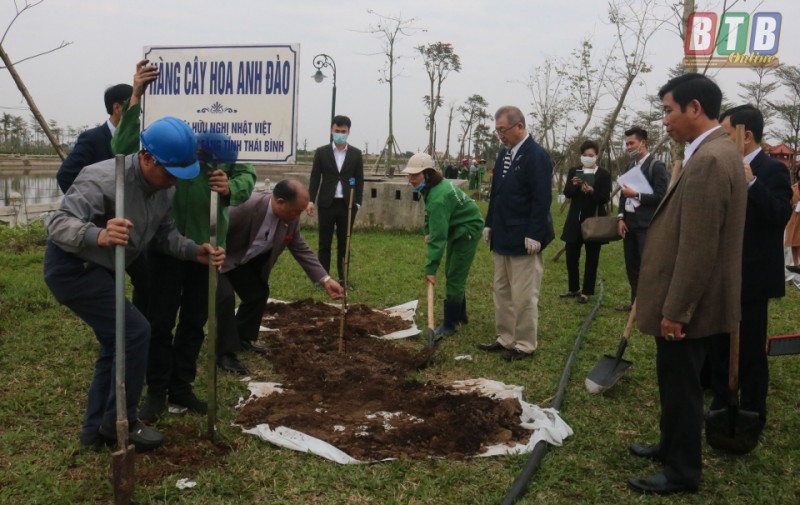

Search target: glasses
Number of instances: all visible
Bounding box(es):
[494,122,520,136]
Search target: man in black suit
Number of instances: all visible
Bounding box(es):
[56,83,133,193]
[616,126,669,311]
[709,104,792,435]
[307,115,364,288]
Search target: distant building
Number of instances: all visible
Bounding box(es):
[764,142,798,170]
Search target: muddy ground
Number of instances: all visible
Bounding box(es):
[234,299,531,460]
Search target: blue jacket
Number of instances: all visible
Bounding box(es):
[56,122,113,193]
[485,135,553,256]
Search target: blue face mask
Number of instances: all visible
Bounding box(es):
[332,133,348,145]
[413,181,426,192]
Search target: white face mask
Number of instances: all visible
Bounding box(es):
[580,155,597,168]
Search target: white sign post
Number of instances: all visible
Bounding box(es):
[142,44,300,164]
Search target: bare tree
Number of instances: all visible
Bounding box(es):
[443,101,456,162]
[456,94,489,160]
[598,0,669,156]
[566,37,616,140]
[363,10,423,175]
[524,57,571,152]
[417,42,461,156]
[1,0,72,159]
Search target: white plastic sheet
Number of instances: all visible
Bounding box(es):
[237,378,572,464]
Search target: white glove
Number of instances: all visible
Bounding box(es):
[483,227,491,242]
[524,237,541,254]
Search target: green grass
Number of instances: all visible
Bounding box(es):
[1,204,799,504]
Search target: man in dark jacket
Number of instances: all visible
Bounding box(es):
[306,115,364,289]
[56,83,132,193]
[709,104,792,436]
[616,126,669,311]
[477,105,553,362]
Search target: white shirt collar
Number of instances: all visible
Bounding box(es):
[744,146,762,164]
[106,119,116,137]
[634,152,651,168]
[683,125,721,166]
[508,134,528,159]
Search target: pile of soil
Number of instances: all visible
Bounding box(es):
[235,299,531,460]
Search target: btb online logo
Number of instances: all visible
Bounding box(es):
[683,11,781,68]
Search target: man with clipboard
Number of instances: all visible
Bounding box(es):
[616,127,669,312]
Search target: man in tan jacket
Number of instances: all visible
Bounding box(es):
[627,74,747,496]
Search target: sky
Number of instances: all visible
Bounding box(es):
[1,0,798,156]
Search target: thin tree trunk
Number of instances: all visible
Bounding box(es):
[0,44,66,160]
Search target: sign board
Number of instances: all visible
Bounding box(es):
[683,12,781,68]
[142,44,300,163]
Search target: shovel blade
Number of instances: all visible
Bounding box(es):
[705,407,761,454]
[112,444,135,504]
[585,355,633,394]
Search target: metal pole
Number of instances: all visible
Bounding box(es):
[112,154,134,504]
[207,171,219,441]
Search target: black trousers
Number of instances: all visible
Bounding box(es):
[565,240,601,295]
[709,300,769,422]
[217,252,271,356]
[655,335,715,487]
[622,227,648,304]
[318,199,357,281]
[145,252,208,399]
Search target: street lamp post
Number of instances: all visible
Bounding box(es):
[312,54,337,141]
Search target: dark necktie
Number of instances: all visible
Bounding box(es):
[502,149,513,177]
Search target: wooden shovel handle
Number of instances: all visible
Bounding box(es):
[729,324,740,391]
[427,282,434,331]
[622,301,637,341]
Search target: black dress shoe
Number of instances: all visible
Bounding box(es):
[787,265,800,274]
[502,348,533,362]
[559,291,580,298]
[99,420,164,452]
[577,294,590,304]
[628,443,663,461]
[628,473,698,495]
[240,339,267,355]
[217,353,250,375]
[477,341,506,352]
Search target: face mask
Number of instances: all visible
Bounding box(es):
[580,155,597,168]
[332,133,348,145]
[413,181,426,192]
[628,149,641,159]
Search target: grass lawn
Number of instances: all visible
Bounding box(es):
[1,200,798,504]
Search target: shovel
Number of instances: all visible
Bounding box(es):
[111,154,135,504]
[585,303,635,394]
[338,181,356,352]
[705,324,762,454]
[197,133,239,441]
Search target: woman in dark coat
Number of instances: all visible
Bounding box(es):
[560,140,612,303]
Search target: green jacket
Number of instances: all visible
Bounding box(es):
[111,101,256,248]
[422,180,484,275]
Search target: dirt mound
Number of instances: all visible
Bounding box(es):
[234,299,531,460]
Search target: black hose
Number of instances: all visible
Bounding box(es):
[500,281,604,505]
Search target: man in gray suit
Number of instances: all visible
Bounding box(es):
[627,74,747,495]
[216,180,344,374]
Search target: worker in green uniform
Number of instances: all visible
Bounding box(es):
[402,153,484,337]
[112,59,257,422]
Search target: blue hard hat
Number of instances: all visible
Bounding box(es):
[140,117,200,179]
[197,132,239,164]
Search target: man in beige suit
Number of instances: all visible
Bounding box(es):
[627,74,747,495]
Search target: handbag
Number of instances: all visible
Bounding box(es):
[581,205,621,243]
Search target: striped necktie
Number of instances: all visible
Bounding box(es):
[502,149,513,177]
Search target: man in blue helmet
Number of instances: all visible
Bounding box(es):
[44,116,225,451]
[111,60,257,421]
